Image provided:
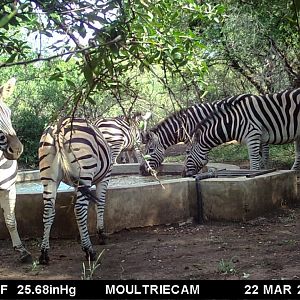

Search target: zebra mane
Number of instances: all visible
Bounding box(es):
[101,111,143,125]
[148,105,196,134]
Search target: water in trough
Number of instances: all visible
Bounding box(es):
[15,174,180,194]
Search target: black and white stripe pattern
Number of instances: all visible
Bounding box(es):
[184,89,300,176]
[139,102,222,175]
[0,78,31,263]
[94,112,150,164]
[39,117,113,264]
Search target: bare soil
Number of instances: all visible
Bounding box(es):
[0,204,300,280]
[2,147,300,280]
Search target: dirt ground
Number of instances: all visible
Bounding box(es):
[0,204,300,280]
[2,147,300,280]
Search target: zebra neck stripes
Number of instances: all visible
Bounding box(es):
[140,102,216,174]
[150,102,216,147]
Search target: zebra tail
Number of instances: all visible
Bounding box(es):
[56,131,74,185]
[78,185,98,204]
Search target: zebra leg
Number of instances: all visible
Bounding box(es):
[291,139,300,171]
[75,187,96,261]
[133,148,143,164]
[95,177,110,245]
[39,181,58,265]
[1,186,32,263]
[247,139,262,170]
[260,143,270,169]
[120,151,127,163]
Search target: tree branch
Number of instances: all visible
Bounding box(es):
[0,35,122,68]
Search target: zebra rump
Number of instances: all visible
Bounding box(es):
[95,111,151,164]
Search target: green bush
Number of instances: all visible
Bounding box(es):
[13,110,47,169]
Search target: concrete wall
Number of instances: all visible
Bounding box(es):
[0,178,193,239]
[0,167,298,239]
[199,170,298,222]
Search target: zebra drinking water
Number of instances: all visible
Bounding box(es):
[39,117,113,264]
[139,101,270,175]
[183,89,300,176]
[0,78,32,263]
[139,102,216,175]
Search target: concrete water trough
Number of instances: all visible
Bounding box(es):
[0,163,298,239]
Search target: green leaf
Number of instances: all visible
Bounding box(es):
[0,9,17,28]
[87,97,96,105]
[144,155,151,160]
[66,79,76,88]
[49,72,63,81]
[139,0,149,8]
[6,53,17,63]
[83,65,94,87]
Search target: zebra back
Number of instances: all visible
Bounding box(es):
[94,112,147,163]
[192,89,300,145]
[39,117,112,187]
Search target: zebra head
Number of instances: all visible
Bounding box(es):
[139,131,165,175]
[0,78,23,160]
[182,128,208,177]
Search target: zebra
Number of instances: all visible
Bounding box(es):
[139,102,216,175]
[94,112,151,164]
[38,112,150,264]
[0,78,32,263]
[139,101,270,175]
[183,89,300,176]
[39,117,113,264]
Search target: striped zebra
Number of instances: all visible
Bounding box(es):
[94,112,151,164]
[139,102,216,175]
[183,89,300,176]
[38,112,150,264]
[0,78,32,263]
[139,101,270,175]
[39,117,113,264]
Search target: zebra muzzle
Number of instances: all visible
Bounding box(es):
[139,163,151,176]
[3,135,23,160]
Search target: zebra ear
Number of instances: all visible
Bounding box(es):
[141,112,151,132]
[141,131,150,144]
[141,131,157,144]
[0,78,16,101]
[142,112,151,121]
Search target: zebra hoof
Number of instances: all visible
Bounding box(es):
[39,250,50,265]
[182,170,195,177]
[85,249,97,261]
[19,251,33,264]
[97,231,107,245]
